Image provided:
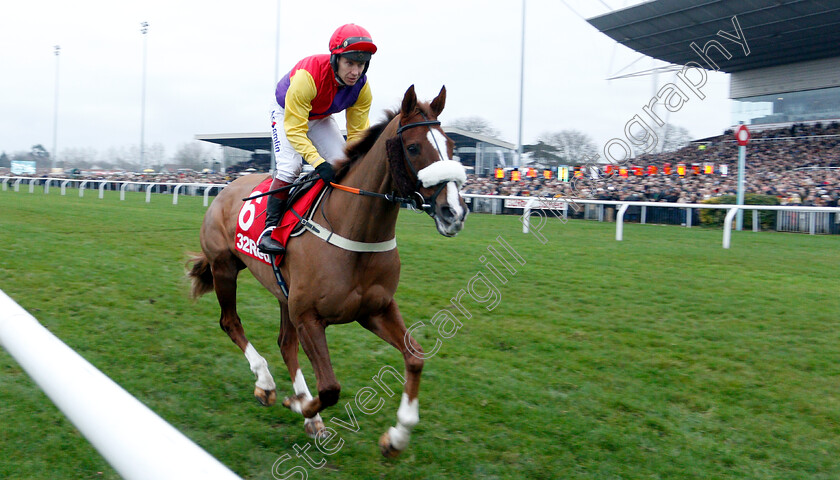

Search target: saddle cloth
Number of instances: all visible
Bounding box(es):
[234,176,327,266]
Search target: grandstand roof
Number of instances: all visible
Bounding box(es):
[195,132,272,152]
[195,127,514,153]
[587,0,840,73]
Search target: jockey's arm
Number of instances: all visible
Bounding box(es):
[283,71,327,168]
[344,82,372,146]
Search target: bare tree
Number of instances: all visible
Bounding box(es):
[538,130,598,164]
[173,141,212,170]
[655,124,692,153]
[60,147,100,169]
[105,146,139,171]
[449,116,501,138]
[146,143,166,169]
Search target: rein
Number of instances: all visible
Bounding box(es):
[328,182,417,207]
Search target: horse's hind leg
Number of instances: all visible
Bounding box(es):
[277,303,324,437]
[212,255,277,406]
[280,309,342,420]
[359,299,423,458]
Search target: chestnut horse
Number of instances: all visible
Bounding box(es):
[187,86,467,457]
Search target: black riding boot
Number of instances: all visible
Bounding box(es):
[258,195,288,254]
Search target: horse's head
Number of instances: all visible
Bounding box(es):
[386,85,468,237]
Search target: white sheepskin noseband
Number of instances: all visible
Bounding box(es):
[417,160,466,188]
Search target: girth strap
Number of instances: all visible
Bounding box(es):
[287,195,397,253]
[300,219,397,252]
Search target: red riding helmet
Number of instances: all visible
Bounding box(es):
[329,24,377,81]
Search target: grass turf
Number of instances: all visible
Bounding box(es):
[0,186,838,479]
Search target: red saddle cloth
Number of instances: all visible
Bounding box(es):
[234,177,326,266]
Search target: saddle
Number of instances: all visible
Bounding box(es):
[235,173,328,296]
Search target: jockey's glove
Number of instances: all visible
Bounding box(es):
[315,162,335,184]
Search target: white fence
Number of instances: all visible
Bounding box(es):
[4,176,839,248]
[0,289,241,479]
[1,176,226,206]
[466,195,840,249]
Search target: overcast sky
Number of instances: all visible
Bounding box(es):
[0,0,733,161]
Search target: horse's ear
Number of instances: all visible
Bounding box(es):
[401,85,417,117]
[430,86,446,117]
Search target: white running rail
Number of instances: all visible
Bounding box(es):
[0,289,241,480]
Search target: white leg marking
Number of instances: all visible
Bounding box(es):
[293,369,313,399]
[290,368,324,424]
[244,343,276,391]
[387,393,419,451]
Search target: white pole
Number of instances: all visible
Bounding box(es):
[52,45,61,171]
[271,1,282,177]
[515,0,526,167]
[723,207,739,249]
[736,144,745,230]
[140,22,149,170]
[0,290,241,480]
[274,0,281,85]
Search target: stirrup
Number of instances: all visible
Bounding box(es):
[258,228,285,254]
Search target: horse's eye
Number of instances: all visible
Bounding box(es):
[406,144,419,155]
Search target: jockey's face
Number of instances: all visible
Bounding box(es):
[337,56,366,85]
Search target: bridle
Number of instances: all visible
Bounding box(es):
[392,113,449,217]
[329,113,453,218]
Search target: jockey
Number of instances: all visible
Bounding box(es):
[258,23,377,254]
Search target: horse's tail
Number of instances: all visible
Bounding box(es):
[186,252,214,300]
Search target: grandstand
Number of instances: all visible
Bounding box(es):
[579,0,840,204]
[463,0,839,234]
[195,127,516,175]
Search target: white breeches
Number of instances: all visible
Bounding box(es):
[270,105,346,183]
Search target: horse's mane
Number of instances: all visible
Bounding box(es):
[333,109,398,180]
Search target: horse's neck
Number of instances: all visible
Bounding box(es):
[323,137,399,242]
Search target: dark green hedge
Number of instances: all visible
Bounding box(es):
[699,194,780,229]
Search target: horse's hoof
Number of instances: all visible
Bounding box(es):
[304,419,326,439]
[254,387,276,407]
[378,431,402,458]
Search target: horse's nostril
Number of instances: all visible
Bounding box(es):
[440,206,455,221]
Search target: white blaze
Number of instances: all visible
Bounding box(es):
[416,130,466,188]
[446,181,464,218]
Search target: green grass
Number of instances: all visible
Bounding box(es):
[1,186,839,479]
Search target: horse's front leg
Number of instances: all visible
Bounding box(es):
[277,303,325,437]
[282,309,341,421]
[359,299,423,458]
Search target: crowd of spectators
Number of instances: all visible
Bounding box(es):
[3,123,838,207]
[0,168,235,185]
[462,122,840,207]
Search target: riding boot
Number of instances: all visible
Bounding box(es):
[258,194,289,254]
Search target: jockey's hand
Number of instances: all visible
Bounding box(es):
[315,162,335,184]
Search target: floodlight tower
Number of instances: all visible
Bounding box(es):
[52,45,61,170]
[515,0,526,167]
[140,21,149,169]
